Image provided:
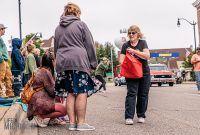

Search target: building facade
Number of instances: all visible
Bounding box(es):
[193,0,200,45]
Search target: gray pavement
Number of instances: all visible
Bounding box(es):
[38,83,200,135]
[1,82,200,135]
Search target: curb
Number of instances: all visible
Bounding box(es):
[182,81,196,84]
[0,104,37,135]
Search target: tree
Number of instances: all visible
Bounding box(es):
[23,33,44,56]
[95,41,119,73]
[182,51,195,81]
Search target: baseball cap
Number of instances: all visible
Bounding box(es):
[0,24,7,29]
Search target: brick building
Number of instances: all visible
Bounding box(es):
[150,48,192,70]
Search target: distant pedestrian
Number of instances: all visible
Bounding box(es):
[191,47,200,93]
[95,57,110,93]
[120,25,150,124]
[11,38,25,96]
[23,44,37,85]
[54,2,97,131]
[181,70,186,81]
[33,48,41,68]
[0,24,15,98]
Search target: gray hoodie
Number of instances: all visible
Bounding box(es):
[54,15,97,74]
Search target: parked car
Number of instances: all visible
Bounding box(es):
[149,64,176,87]
[114,75,126,86]
[114,65,126,86]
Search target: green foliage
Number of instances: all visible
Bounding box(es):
[23,33,44,56]
[182,51,194,68]
[95,41,119,73]
[182,51,195,81]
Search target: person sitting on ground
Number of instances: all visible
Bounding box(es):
[27,51,67,127]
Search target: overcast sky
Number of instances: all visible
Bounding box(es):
[0,0,198,50]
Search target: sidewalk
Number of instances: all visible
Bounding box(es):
[0,103,37,135]
[182,81,196,84]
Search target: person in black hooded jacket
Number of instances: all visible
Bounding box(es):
[11,38,25,96]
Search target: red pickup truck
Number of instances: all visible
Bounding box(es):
[149,64,175,87]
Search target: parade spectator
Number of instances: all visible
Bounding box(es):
[33,48,41,68]
[181,70,186,81]
[191,47,200,93]
[95,57,110,93]
[119,25,150,124]
[54,2,97,131]
[0,24,15,98]
[27,52,67,127]
[11,38,25,96]
[24,44,37,85]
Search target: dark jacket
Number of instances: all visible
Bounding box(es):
[54,15,97,74]
[11,38,25,71]
[95,63,109,76]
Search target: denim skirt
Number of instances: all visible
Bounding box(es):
[55,70,98,97]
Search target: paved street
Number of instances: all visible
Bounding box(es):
[38,83,200,135]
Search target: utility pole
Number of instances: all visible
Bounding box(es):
[18,0,22,39]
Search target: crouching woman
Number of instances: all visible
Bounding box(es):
[27,51,67,127]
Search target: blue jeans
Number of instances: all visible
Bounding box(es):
[194,71,200,91]
[125,74,150,119]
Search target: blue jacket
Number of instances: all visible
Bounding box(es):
[11,38,25,72]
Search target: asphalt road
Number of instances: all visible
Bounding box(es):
[38,83,200,135]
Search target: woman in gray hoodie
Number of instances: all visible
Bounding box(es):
[54,2,97,131]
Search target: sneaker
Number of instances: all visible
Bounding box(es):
[34,116,48,128]
[99,90,106,93]
[125,118,133,125]
[77,123,95,131]
[68,124,77,131]
[58,117,69,123]
[48,118,66,125]
[138,117,145,123]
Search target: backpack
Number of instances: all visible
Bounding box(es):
[21,71,43,104]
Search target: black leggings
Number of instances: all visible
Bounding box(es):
[95,75,106,91]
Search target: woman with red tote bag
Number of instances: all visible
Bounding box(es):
[119,25,151,125]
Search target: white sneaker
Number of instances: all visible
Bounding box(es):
[125,118,133,125]
[77,123,95,131]
[138,117,145,123]
[99,90,106,93]
[34,116,48,127]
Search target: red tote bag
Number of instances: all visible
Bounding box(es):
[120,52,143,78]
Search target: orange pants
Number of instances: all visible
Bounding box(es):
[0,61,14,97]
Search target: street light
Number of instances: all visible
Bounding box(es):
[18,0,22,39]
[177,18,197,53]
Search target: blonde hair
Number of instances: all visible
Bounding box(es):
[64,2,81,17]
[27,44,35,53]
[128,25,143,39]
